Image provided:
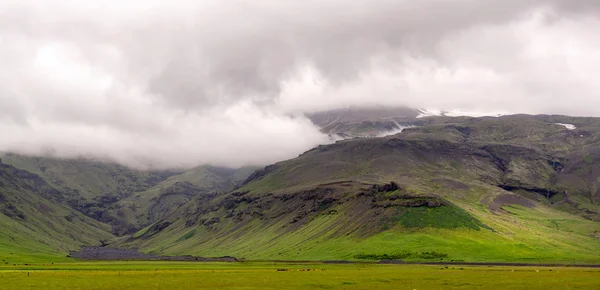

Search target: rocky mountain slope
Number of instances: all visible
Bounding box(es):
[0,154,254,251]
[307,106,420,138]
[1,154,181,235]
[0,160,114,263]
[2,112,600,263]
[114,115,600,262]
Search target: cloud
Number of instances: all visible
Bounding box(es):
[1,0,599,168]
[0,100,329,169]
[277,4,600,116]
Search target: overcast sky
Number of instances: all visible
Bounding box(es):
[1,0,600,169]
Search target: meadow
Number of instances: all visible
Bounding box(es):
[1,261,600,289]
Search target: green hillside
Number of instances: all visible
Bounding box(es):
[119,115,600,263]
[0,161,114,263]
[109,165,257,230]
[2,115,600,264]
[0,154,180,235]
[1,155,254,235]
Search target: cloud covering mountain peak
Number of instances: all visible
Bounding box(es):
[1,0,600,168]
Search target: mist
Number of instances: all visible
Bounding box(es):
[1,0,600,168]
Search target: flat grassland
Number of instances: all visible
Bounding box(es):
[1,262,599,289]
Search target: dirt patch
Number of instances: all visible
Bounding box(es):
[432,178,470,191]
[490,194,535,212]
[38,202,54,213]
[323,260,353,264]
[377,260,406,264]
[69,247,237,262]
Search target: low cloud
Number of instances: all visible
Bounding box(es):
[0,100,328,169]
[1,0,599,168]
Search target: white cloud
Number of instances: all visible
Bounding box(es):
[278,9,600,116]
[0,100,328,169]
[1,1,600,168]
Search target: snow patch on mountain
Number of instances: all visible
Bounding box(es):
[417,109,505,118]
[416,109,444,118]
[555,123,577,130]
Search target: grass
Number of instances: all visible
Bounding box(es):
[391,205,484,230]
[133,224,154,239]
[3,116,600,267]
[0,190,113,264]
[1,261,599,289]
[176,230,196,242]
[121,190,600,264]
[354,250,449,260]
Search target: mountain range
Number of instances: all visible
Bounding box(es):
[1,108,599,264]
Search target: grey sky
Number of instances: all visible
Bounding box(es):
[1,0,599,168]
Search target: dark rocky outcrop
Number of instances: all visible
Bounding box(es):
[370,182,400,193]
[69,247,237,262]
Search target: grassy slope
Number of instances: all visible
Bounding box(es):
[1,154,254,235]
[0,154,177,200]
[2,115,600,263]
[0,155,255,262]
[0,162,114,264]
[128,196,600,263]
[0,154,181,234]
[112,166,256,229]
[122,116,600,263]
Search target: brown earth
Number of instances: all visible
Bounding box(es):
[69,247,237,262]
[489,194,535,212]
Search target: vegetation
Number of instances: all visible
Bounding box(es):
[1,262,599,290]
[0,162,114,264]
[391,206,484,230]
[1,154,255,235]
[117,114,600,263]
[3,115,600,265]
[354,250,449,260]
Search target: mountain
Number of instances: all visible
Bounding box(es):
[0,160,114,263]
[0,154,255,236]
[415,108,506,118]
[118,115,600,263]
[2,111,600,264]
[307,106,420,138]
[306,106,507,138]
[0,154,182,235]
[110,165,257,232]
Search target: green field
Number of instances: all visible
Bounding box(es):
[1,262,599,289]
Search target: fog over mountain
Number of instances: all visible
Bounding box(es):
[1,0,600,168]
